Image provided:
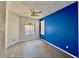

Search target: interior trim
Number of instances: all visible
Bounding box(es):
[41,39,77,58]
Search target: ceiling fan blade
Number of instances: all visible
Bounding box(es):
[28,8,42,17]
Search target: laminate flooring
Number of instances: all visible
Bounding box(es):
[5,40,73,58]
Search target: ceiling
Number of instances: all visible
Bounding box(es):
[6,1,75,19]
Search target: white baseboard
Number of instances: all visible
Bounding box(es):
[5,41,19,49]
[41,39,77,58]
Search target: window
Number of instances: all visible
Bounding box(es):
[41,20,44,35]
[25,22,34,36]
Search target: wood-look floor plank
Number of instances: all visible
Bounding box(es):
[5,40,73,58]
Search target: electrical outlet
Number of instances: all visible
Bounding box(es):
[66,45,68,49]
[13,39,15,41]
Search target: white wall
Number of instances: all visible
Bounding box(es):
[5,1,40,48]
[5,11,19,48]
[5,11,40,48]
[0,2,6,48]
[0,2,6,57]
[19,17,39,42]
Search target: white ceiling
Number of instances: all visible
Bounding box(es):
[6,1,75,19]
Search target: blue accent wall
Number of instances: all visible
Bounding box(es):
[40,2,78,57]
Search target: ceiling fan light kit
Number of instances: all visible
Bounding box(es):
[29,8,42,17]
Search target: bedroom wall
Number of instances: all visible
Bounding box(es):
[0,1,6,48]
[5,11,19,48]
[40,2,78,57]
[0,1,6,57]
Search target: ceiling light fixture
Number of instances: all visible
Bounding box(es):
[29,8,42,17]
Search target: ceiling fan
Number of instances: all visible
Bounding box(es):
[29,8,42,17]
